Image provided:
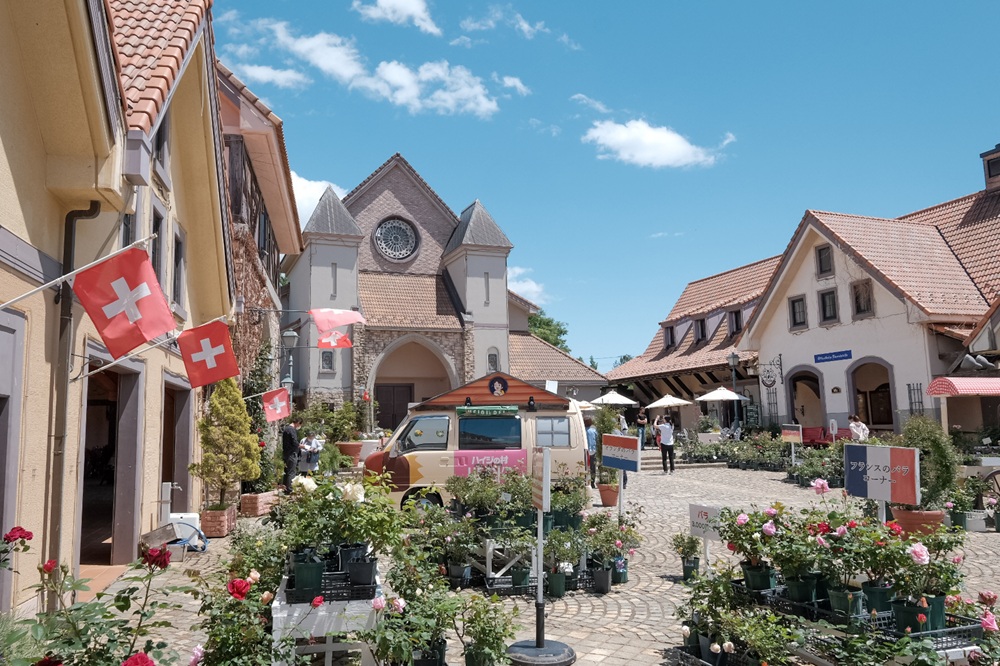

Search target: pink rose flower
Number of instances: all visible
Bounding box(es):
[371,596,386,611]
[986,497,998,507]
[836,526,848,537]
[588,528,597,535]
[907,543,930,565]
[736,513,749,526]
[762,521,776,537]
[311,596,324,608]
[945,501,954,509]
[391,597,406,613]
[982,610,999,633]
[189,645,204,666]
[811,478,830,495]
[765,508,778,517]
[816,536,829,548]
[615,540,623,549]
[953,556,963,565]
[979,591,998,607]
[628,548,636,556]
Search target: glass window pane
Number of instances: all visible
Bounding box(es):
[537,417,570,447]
[459,417,522,450]
[398,416,450,452]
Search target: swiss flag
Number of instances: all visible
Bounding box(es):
[263,387,291,422]
[318,329,353,349]
[177,321,239,388]
[72,248,175,358]
[310,308,365,332]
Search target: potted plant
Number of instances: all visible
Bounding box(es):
[239,345,280,517]
[497,526,534,588]
[890,416,960,536]
[360,589,460,666]
[550,470,587,529]
[891,525,966,632]
[337,474,404,586]
[497,468,534,528]
[190,378,262,537]
[456,593,520,666]
[582,512,619,593]
[715,507,777,590]
[544,528,581,597]
[856,520,906,611]
[814,517,867,616]
[441,515,481,587]
[670,531,702,582]
[596,466,620,507]
[945,485,975,530]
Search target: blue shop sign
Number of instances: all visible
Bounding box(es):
[814,350,852,364]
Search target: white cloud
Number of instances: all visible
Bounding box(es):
[460,6,504,31]
[558,33,581,50]
[528,118,560,136]
[236,64,312,89]
[291,171,347,227]
[215,9,239,23]
[450,35,473,48]
[224,43,257,60]
[350,0,442,36]
[264,20,367,85]
[494,74,530,96]
[508,266,548,304]
[570,93,609,114]
[356,60,499,118]
[513,13,549,39]
[582,119,731,168]
[650,231,685,239]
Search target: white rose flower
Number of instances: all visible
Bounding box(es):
[292,476,318,493]
[723,641,734,653]
[681,626,691,638]
[339,482,366,503]
[710,643,721,654]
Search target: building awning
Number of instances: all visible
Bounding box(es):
[927,376,1000,397]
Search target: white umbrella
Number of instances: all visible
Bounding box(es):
[695,387,750,402]
[590,390,638,406]
[571,399,598,411]
[646,394,692,409]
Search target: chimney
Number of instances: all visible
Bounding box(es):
[981,143,1000,192]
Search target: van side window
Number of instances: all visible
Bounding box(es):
[459,416,522,450]
[397,416,450,452]
[536,417,570,447]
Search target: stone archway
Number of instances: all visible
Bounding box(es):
[847,357,897,432]
[786,365,826,428]
[368,334,460,430]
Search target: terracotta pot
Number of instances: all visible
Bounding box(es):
[240,490,278,517]
[597,484,619,507]
[891,508,946,537]
[336,441,363,466]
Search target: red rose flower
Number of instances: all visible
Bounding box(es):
[42,559,57,573]
[917,613,927,625]
[311,595,324,608]
[142,546,171,570]
[33,657,62,666]
[847,520,858,528]
[259,441,266,448]
[227,578,252,600]
[121,653,156,666]
[3,526,33,543]
[885,521,903,536]
[817,522,831,534]
[726,542,737,552]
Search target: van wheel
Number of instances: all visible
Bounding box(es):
[402,490,442,510]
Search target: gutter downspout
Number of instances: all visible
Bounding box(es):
[48,201,101,610]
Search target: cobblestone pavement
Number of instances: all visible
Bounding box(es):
[116,466,999,665]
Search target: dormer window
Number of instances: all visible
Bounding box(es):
[728,310,743,336]
[663,326,675,348]
[694,318,707,342]
[983,143,1000,191]
[816,245,834,278]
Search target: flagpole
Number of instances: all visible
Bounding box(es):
[0,234,156,311]
[71,333,177,382]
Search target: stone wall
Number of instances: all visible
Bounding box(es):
[352,326,471,388]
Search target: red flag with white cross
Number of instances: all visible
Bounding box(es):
[177,320,239,388]
[317,329,353,349]
[71,248,175,358]
[310,308,365,332]
[263,387,291,422]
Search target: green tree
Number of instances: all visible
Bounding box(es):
[529,309,570,352]
[190,378,261,509]
[589,355,598,370]
[612,354,633,369]
[242,343,275,494]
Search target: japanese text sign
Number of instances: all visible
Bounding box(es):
[844,444,920,505]
[689,504,720,541]
[601,434,640,473]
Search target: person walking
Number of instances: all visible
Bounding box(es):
[636,407,648,449]
[298,431,323,476]
[585,417,598,489]
[849,415,870,441]
[657,416,675,474]
[281,417,303,492]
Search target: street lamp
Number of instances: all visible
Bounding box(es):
[280,329,299,394]
[727,351,740,427]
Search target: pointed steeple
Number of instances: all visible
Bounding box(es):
[444,200,513,255]
[303,186,362,237]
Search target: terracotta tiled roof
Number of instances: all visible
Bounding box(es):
[343,153,459,222]
[899,189,1000,303]
[507,331,606,383]
[664,256,781,322]
[107,0,211,134]
[929,323,977,341]
[358,272,462,330]
[808,210,988,318]
[607,313,754,382]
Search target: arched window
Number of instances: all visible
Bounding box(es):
[487,347,500,373]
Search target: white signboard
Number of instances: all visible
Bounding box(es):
[531,448,551,512]
[689,504,720,541]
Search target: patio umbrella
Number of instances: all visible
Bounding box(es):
[646,394,692,409]
[695,387,750,402]
[590,390,638,406]
[572,400,598,411]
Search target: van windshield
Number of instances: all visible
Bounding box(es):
[459,416,521,450]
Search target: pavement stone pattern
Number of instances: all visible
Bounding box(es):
[109,466,999,665]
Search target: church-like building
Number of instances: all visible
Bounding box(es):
[282,154,605,429]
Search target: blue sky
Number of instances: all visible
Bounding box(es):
[213,1,1000,372]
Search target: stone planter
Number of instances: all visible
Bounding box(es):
[597,483,619,507]
[240,490,278,517]
[201,505,237,538]
[336,441,363,466]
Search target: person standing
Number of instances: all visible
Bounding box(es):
[281,418,303,492]
[636,407,648,449]
[849,415,870,441]
[585,417,598,489]
[298,431,323,475]
[657,416,675,474]
[618,412,628,434]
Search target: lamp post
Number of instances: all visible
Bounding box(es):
[281,329,299,395]
[727,351,740,428]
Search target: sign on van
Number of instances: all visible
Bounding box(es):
[457,406,519,417]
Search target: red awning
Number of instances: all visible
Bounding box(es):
[927,376,1000,397]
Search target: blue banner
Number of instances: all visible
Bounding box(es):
[815,350,852,364]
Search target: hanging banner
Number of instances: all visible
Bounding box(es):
[601,434,640,472]
[178,320,239,388]
[844,444,920,505]
[263,387,291,422]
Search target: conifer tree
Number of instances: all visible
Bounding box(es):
[190,377,261,508]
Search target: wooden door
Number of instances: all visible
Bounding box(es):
[375,384,414,430]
